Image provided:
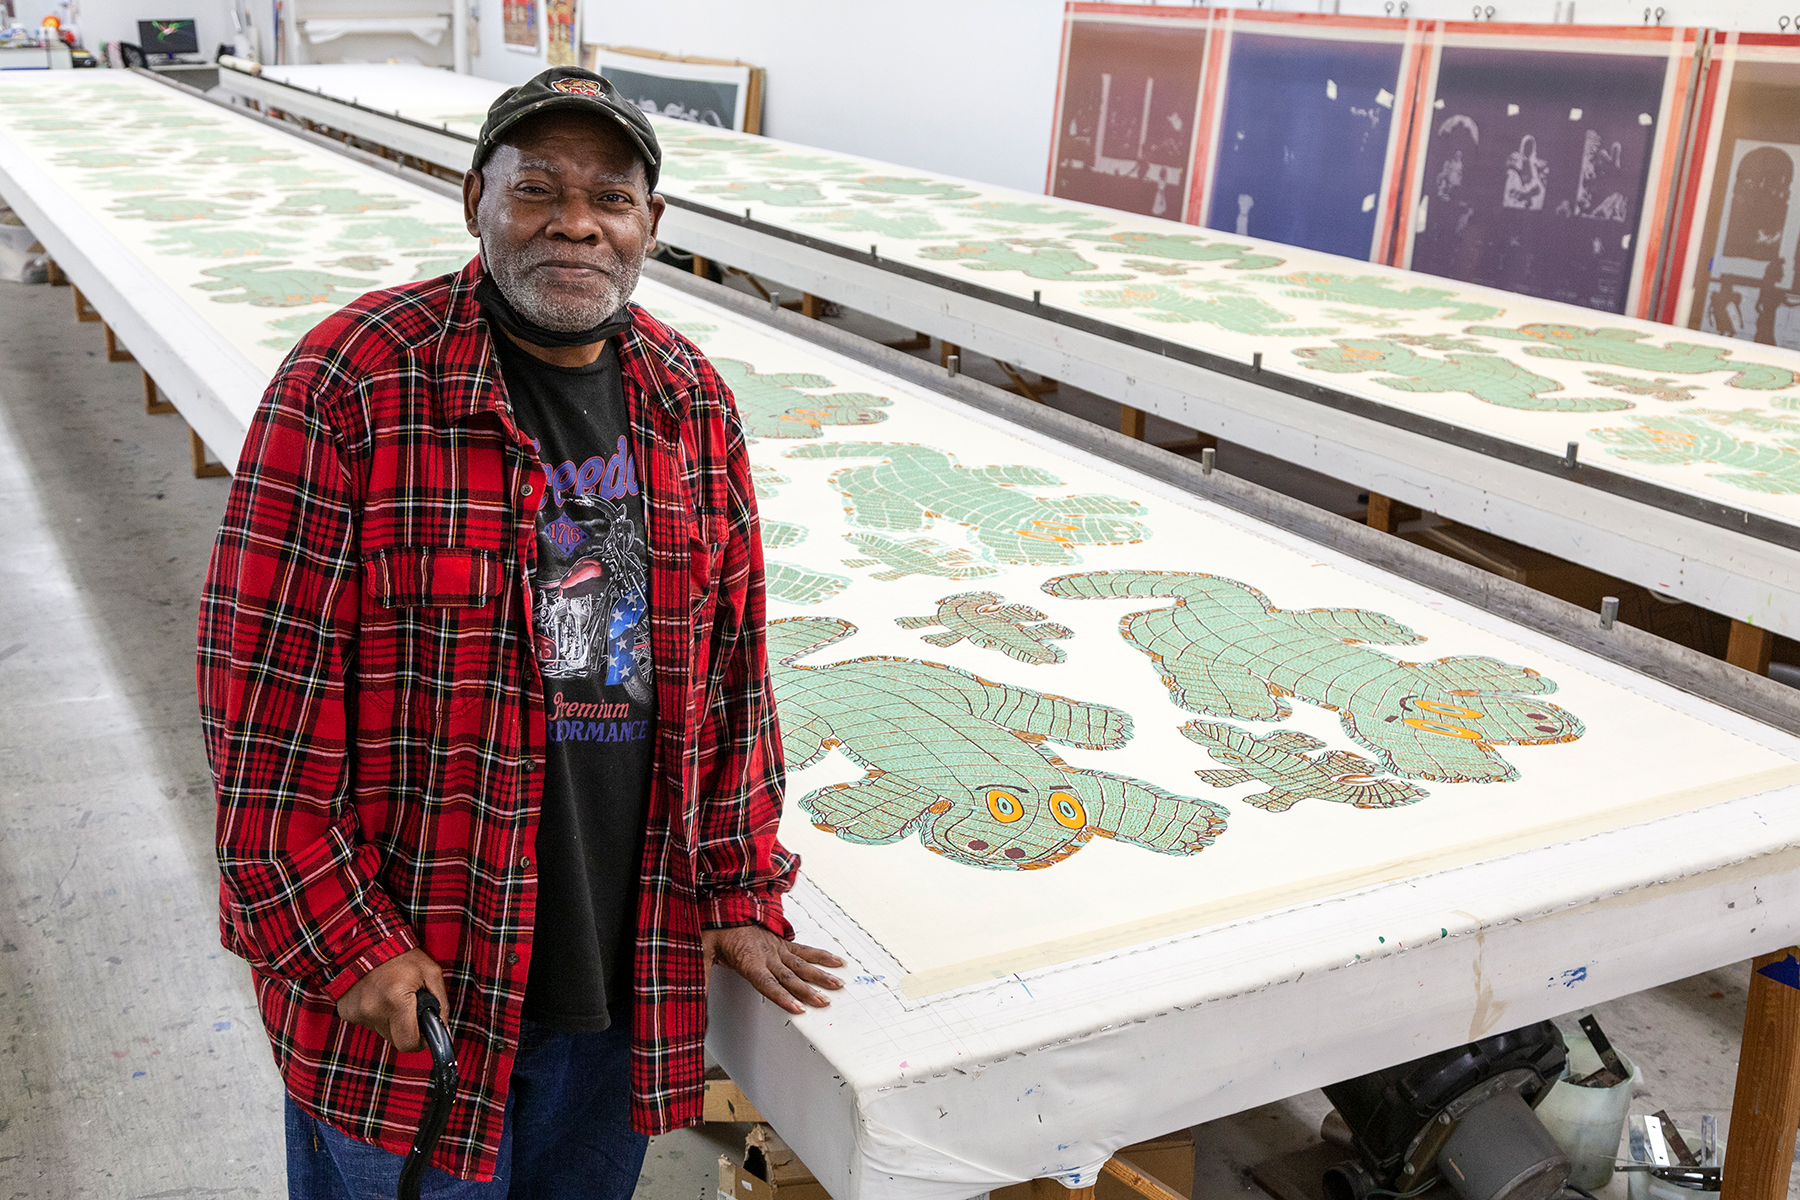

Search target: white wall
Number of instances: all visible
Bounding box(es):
[467,0,1800,196]
[14,0,231,56]
[476,0,1069,193]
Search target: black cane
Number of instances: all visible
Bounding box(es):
[398,990,459,1200]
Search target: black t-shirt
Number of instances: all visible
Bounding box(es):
[492,330,657,1032]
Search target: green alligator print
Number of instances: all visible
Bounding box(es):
[772,616,1228,871]
[1181,721,1428,812]
[895,591,1073,665]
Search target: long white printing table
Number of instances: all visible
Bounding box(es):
[213,61,1800,643]
[10,69,1800,1200]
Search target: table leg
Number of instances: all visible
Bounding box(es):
[802,293,826,320]
[1366,493,1399,534]
[940,341,962,369]
[47,258,66,286]
[1721,948,1800,1200]
[72,284,99,323]
[143,371,175,415]
[692,254,710,277]
[1726,621,1774,676]
[190,427,229,479]
[1121,406,1148,440]
[104,323,134,363]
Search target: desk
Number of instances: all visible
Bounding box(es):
[0,41,71,69]
[6,68,1800,1200]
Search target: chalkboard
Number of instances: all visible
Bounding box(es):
[1205,32,1405,261]
[1050,15,1211,220]
[1685,61,1800,352]
[1408,46,1667,314]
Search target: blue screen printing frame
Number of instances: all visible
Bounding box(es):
[1204,29,1409,261]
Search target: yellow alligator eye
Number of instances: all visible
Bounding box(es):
[1417,700,1483,719]
[986,789,1024,823]
[1049,791,1086,830]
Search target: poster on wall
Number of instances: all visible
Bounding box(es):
[1199,16,1415,262]
[502,0,538,52]
[589,46,761,133]
[545,0,576,66]
[1678,53,1800,351]
[1048,6,1212,221]
[1402,34,1679,315]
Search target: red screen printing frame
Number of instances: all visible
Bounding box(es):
[1659,31,1800,338]
[1045,3,1219,223]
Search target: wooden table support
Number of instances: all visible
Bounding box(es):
[1721,947,1800,1200]
[940,340,961,369]
[45,257,65,286]
[1121,405,1147,440]
[189,427,229,479]
[801,292,825,320]
[72,284,99,322]
[143,371,175,416]
[692,254,710,277]
[1726,620,1774,676]
[103,323,133,363]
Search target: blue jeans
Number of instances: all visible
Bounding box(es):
[286,1016,649,1199]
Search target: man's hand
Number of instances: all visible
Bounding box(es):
[704,926,844,1015]
[336,948,448,1052]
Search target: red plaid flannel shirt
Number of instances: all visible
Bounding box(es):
[197,257,796,1180]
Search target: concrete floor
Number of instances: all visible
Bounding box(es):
[0,273,1788,1197]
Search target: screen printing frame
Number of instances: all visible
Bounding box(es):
[211,60,1800,642]
[6,74,1800,1200]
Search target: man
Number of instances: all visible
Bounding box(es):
[198,67,842,1196]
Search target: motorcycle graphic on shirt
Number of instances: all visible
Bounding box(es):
[530,437,655,708]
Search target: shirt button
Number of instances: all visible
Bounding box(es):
[520,856,531,868]
[507,953,520,965]
[520,483,532,496]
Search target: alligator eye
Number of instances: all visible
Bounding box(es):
[987,789,1024,823]
[1050,791,1086,830]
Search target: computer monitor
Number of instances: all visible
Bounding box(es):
[136,19,198,56]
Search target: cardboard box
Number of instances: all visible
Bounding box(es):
[992,1130,1194,1200]
[721,1125,1193,1200]
[718,1125,832,1200]
[704,1069,768,1124]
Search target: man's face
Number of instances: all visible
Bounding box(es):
[464,111,665,332]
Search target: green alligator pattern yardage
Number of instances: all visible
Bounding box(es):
[1181,721,1428,812]
[771,617,1229,871]
[841,533,998,581]
[1585,372,1704,402]
[1248,271,1504,321]
[1469,324,1800,390]
[1071,230,1285,270]
[1588,414,1800,494]
[192,262,381,307]
[790,442,1150,565]
[711,358,891,439]
[1295,339,1633,412]
[916,239,1132,282]
[1045,571,1583,783]
[1081,283,1338,336]
[792,208,948,240]
[268,187,411,217]
[895,591,1074,665]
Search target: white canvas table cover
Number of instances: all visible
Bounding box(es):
[7,70,1800,1200]
[216,62,1800,638]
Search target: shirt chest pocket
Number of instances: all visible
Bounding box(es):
[366,546,504,610]
[361,546,507,722]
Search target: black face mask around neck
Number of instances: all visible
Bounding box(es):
[476,273,634,349]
